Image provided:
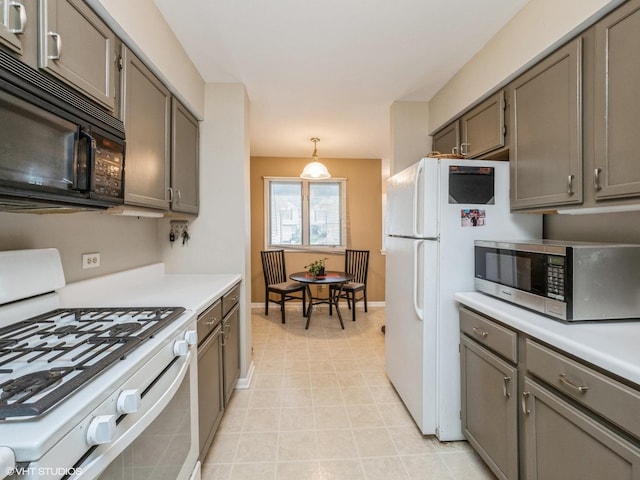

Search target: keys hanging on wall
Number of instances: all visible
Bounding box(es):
[170,220,190,247]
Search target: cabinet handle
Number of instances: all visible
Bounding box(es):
[594,168,602,191]
[567,174,575,195]
[472,326,488,339]
[167,187,174,202]
[176,189,182,203]
[452,146,459,155]
[205,317,218,326]
[521,391,531,415]
[9,1,27,34]
[558,374,589,394]
[503,376,511,398]
[47,32,62,60]
[460,142,470,156]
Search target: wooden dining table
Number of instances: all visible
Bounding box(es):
[289,271,353,329]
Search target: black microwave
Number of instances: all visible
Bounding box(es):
[474,240,640,321]
[0,49,125,210]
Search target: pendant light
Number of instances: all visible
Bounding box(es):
[300,137,331,179]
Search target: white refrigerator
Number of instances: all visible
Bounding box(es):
[384,157,541,441]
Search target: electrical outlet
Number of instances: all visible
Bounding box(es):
[82,252,101,269]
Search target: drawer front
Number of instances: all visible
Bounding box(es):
[526,339,640,439]
[459,307,517,363]
[197,299,222,345]
[222,283,241,317]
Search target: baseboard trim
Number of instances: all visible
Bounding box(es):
[250,301,385,309]
[235,360,255,390]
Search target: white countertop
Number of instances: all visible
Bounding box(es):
[455,292,640,386]
[59,263,242,316]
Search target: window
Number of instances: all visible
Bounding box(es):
[265,177,347,251]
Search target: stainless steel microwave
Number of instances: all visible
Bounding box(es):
[0,48,125,210]
[474,240,640,321]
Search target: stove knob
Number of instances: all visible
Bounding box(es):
[173,339,188,356]
[87,415,116,445]
[117,389,141,414]
[184,330,197,346]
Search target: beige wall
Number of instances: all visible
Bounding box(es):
[250,157,385,304]
[428,0,624,132]
[390,101,430,176]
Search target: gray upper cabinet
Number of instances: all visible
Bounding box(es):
[460,91,505,158]
[171,98,199,214]
[432,121,459,155]
[38,0,116,111]
[0,0,27,54]
[121,46,171,210]
[509,38,583,211]
[593,0,640,200]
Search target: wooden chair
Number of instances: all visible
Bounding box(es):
[261,249,306,324]
[330,249,369,321]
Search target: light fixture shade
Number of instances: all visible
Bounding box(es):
[300,160,331,179]
[300,137,331,179]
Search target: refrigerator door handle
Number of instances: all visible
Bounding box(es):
[413,160,424,238]
[413,240,423,321]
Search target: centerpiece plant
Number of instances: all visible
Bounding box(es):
[305,258,328,278]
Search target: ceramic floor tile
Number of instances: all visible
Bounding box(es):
[229,462,276,480]
[360,456,410,480]
[204,308,497,479]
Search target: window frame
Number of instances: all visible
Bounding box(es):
[264,176,347,253]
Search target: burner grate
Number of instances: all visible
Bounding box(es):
[0,307,185,418]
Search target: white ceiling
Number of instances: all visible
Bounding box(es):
[153,0,528,160]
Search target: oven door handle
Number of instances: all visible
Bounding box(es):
[77,128,96,192]
[75,349,195,478]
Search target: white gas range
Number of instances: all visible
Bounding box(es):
[0,249,200,480]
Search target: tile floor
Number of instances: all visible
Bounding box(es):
[201,305,497,480]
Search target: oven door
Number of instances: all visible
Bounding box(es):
[74,341,199,480]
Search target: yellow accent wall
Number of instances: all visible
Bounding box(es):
[250,156,385,305]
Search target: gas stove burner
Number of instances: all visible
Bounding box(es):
[107,322,143,337]
[0,370,64,405]
[0,306,186,418]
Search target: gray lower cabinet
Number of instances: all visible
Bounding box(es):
[593,0,640,200]
[222,304,240,405]
[460,90,506,158]
[197,322,223,461]
[460,305,640,480]
[38,0,116,111]
[522,377,640,480]
[461,336,518,480]
[171,98,199,214]
[121,45,171,210]
[460,306,518,480]
[509,37,583,211]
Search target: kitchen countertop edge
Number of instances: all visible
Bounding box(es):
[59,263,242,316]
[455,292,640,387]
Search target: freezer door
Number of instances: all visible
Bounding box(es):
[384,235,438,434]
[386,158,439,238]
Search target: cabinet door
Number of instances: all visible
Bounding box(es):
[171,98,199,213]
[0,0,27,54]
[510,39,583,210]
[432,121,460,155]
[461,336,518,480]
[121,46,171,210]
[461,91,505,158]
[38,0,116,111]
[593,1,640,200]
[222,305,240,406]
[522,377,640,480]
[198,324,224,461]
